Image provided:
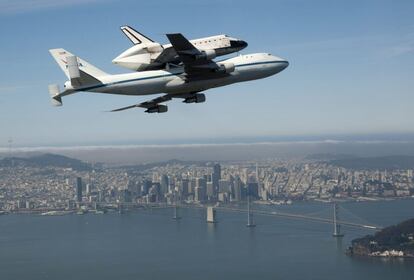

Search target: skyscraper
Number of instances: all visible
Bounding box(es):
[76,177,83,203]
[233,176,243,201]
[206,181,215,200]
[160,175,169,195]
[212,163,221,190]
[195,177,207,202]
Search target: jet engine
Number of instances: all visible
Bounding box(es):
[195,49,217,61]
[145,104,168,113]
[216,62,235,74]
[183,93,206,104]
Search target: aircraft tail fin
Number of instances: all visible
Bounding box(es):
[49,48,108,87]
[120,25,154,45]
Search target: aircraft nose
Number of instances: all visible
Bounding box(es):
[280,60,289,70]
[231,40,248,50]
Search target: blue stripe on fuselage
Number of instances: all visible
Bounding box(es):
[78,60,285,92]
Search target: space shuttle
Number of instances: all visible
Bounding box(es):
[112,26,248,71]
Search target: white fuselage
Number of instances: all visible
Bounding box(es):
[68,53,288,96]
[113,34,248,71]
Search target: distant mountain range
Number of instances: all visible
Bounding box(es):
[0,153,91,171]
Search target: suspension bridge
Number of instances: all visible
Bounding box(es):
[20,199,382,236]
[97,199,383,235]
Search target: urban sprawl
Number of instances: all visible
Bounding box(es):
[1,158,413,214]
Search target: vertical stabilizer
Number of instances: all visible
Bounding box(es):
[49,48,107,87]
[120,25,154,45]
[49,48,108,80]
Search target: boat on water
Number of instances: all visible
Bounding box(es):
[41,211,72,216]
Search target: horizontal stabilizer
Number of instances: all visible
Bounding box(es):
[48,84,62,106]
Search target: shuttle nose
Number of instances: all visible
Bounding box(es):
[230,39,248,50]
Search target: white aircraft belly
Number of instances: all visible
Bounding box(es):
[96,76,170,96]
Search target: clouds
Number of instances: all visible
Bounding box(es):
[0,0,104,15]
[388,32,414,57]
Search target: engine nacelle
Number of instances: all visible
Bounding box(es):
[195,49,216,61]
[145,104,168,113]
[216,62,235,74]
[183,93,206,104]
[145,43,164,53]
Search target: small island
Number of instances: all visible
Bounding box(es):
[347,218,414,258]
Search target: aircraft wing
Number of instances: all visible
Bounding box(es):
[110,92,205,113]
[166,33,229,80]
[110,94,173,112]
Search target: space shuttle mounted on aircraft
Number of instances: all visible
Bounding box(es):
[48,32,288,113]
[112,25,248,71]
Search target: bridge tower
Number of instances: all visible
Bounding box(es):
[332,202,344,237]
[172,191,181,220]
[172,205,181,220]
[246,186,256,227]
[207,206,217,223]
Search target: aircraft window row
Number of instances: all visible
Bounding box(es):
[193,38,222,45]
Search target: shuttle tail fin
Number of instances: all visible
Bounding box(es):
[120,25,154,45]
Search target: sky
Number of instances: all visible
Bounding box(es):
[0,0,414,147]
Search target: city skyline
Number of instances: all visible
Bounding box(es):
[0,0,414,146]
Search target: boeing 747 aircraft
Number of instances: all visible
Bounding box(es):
[48,33,288,113]
[112,25,248,71]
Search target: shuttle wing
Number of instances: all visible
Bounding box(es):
[166,33,229,80]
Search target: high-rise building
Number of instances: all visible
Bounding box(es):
[195,177,207,202]
[218,179,230,193]
[206,181,215,199]
[233,176,243,201]
[189,178,196,195]
[247,182,259,199]
[142,179,152,195]
[86,183,91,195]
[76,177,83,202]
[180,179,189,197]
[212,163,221,190]
[195,187,206,202]
[160,175,169,195]
[196,177,207,190]
[120,189,132,203]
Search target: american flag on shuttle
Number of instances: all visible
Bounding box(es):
[59,51,67,55]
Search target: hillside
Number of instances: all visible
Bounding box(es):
[348,218,414,257]
[329,155,414,170]
[0,153,91,171]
